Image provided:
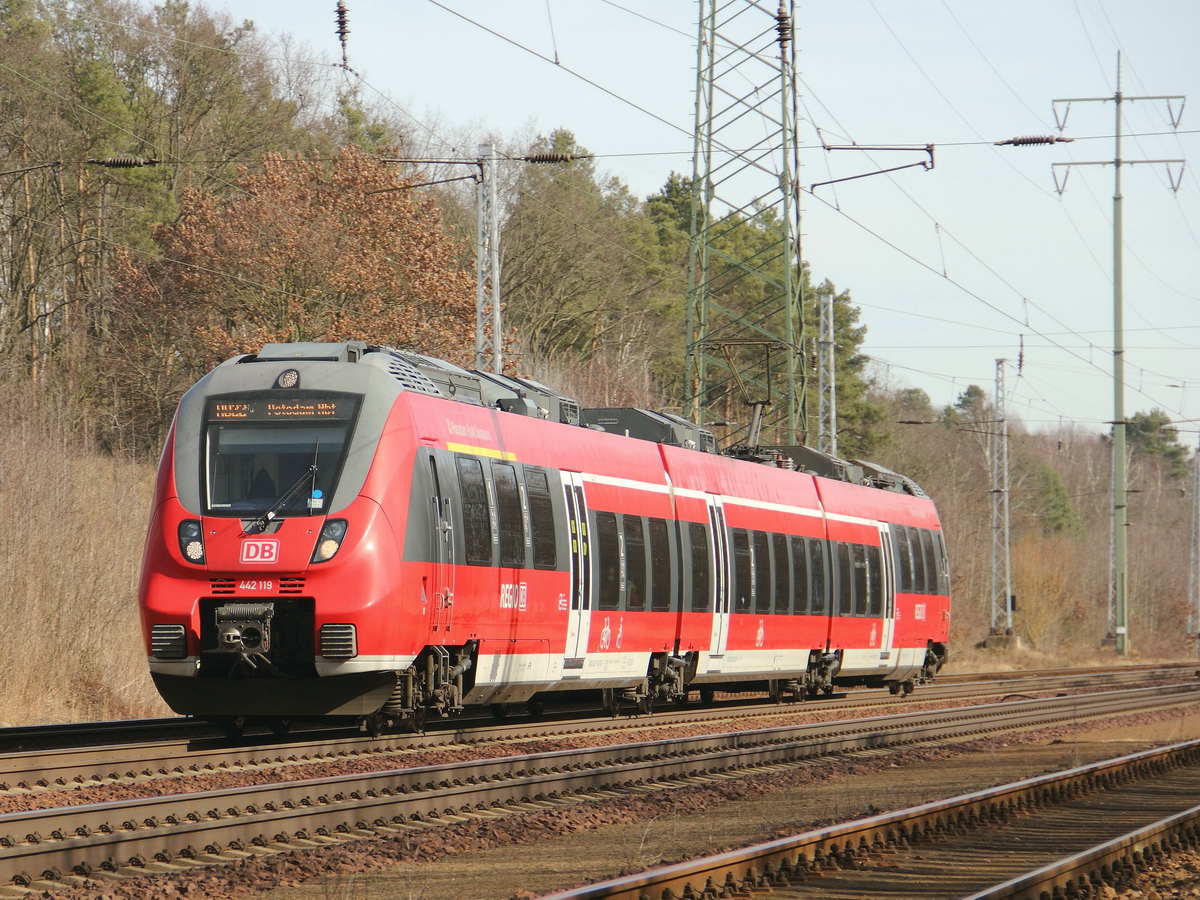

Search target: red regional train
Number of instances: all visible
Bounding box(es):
[138,341,950,735]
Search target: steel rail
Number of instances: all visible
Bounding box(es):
[539,738,1200,899]
[964,805,1200,899]
[2,683,1198,889]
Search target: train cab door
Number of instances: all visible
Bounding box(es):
[877,525,896,657]
[428,454,455,632]
[706,495,731,659]
[562,471,591,663]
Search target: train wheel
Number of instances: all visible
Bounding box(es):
[902,680,915,697]
[269,718,291,735]
[401,705,427,733]
[361,711,386,738]
[700,686,715,706]
[490,703,509,722]
[219,716,246,739]
[888,682,901,696]
[601,688,621,718]
[768,680,784,705]
[637,694,654,716]
[526,698,545,719]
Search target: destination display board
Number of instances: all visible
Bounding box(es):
[206,393,358,422]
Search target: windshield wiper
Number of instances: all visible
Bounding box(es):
[243,464,317,535]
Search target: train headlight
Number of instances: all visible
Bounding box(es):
[311,518,348,563]
[177,519,205,564]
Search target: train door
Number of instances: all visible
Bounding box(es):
[563,472,591,661]
[706,495,731,658]
[429,454,455,632]
[877,525,896,656]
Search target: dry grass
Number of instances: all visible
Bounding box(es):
[0,387,168,725]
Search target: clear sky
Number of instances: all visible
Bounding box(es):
[218,0,1199,440]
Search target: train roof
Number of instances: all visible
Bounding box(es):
[240,341,926,497]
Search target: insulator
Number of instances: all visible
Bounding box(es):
[335,1,349,40]
[995,135,1072,147]
[523,153,575,164]
[87,157,160,168]
[775,1,790,50]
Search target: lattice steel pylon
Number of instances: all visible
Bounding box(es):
[685,0,804,447]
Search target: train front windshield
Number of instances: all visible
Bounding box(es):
[202,392,361,517]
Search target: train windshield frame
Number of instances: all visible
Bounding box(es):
[201,391,362,518]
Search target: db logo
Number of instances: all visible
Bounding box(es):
[240,539,280,564]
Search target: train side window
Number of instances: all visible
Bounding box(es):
[809,539,828,614]
[835,542,854,616]
[893,525,912,593]
[649,518,672,612]
[456,457,492,566]
[689,523,711,612]
[526,469,557,570]
[919,529,937,596]
[492,463,525,567]
[865,545,882,616]
[594,512,621,610]
[851,544,869,616]
[753,531,772,614]
[910,526,928,594]
[791,538,809,614]
[934,531,950,595]
[773,533,790,615]
[623,515,647,610]
[732,529,752,612]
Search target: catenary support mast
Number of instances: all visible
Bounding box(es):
[686,0,804,447]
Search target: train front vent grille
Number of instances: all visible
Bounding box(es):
[278,577,306,594]
[210,578,236,595]
[151,624,187,659]
[320,624,358,659]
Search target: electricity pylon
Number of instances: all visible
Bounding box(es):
[685,0,804,447]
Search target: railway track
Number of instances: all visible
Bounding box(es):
[541,737,1200,899]
[4,664,1193,803]
[2,678,1198,894]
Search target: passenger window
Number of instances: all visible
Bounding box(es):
[732,529,752,612]
[492,463,525,567]
[865,545,882,616]
[791,538,809,614]
[623,516,646,610]
[526,469,557,570]
[649,518,672,611]
[835,542,853,616]
[456,457,492,566]
[851,544,868,616]
[919,530,937,596]
[809,539,827,614]
[910,526,928,594]
[893,525,912,593]
[595,512,620,610]
[773,533,790,614]
[753,532,772,614]
[934,531,950,595]
[689,523,711,612]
